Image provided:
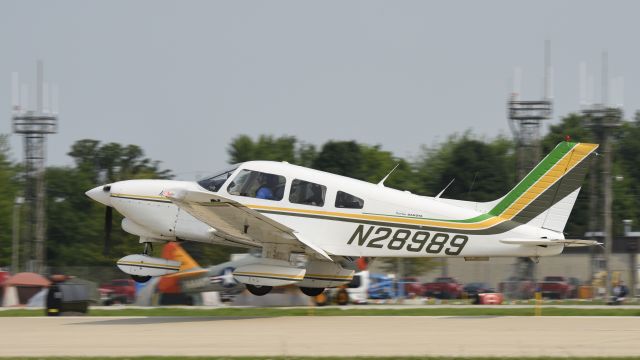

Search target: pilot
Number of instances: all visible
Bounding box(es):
[256,174,277,200]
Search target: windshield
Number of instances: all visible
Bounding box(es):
[197,167,238,192]
[227,169,286,201]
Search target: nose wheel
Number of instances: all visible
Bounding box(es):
[131,275,151,283]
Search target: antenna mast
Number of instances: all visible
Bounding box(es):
[505,41,553,295]
[11,60,58,274]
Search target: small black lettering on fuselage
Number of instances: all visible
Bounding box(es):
[347,224,469,255]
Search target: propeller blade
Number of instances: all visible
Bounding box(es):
[104,206,113,255]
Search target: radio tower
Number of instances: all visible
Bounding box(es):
[506,41,553,290]
[11,60,58,274]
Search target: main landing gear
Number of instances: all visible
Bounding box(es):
[246,284,273,296]
[299,287,325,297]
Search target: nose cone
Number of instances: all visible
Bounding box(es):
[86,185,112,206]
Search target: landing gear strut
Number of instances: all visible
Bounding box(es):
[246,284,272,296]
[143,242,153,255]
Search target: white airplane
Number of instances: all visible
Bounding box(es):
[86,141,599,297]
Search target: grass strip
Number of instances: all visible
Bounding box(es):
[1,357,640,360]
[0,307,639,317]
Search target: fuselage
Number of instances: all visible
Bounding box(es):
[87,160,565,259]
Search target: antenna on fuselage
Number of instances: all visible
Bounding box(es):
[435,178,455,198]
[377,163,400,187]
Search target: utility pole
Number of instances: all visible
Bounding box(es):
[11,196,24,273]
[11,61,58,274]
[583,106,621,299]
[623,220,639,298]
[582,52,622,300]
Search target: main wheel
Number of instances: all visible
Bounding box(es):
[313,292,328,306]
[131,275,151,283]
[246,284,272,296]
[300,287,325,297]
[336,288,349,305]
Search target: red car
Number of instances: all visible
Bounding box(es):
[538,276,573,299]
[402,277,426,297]
[100,279,136,304]
[423,277,463,299]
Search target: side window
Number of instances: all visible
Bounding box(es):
[335,191,364,209]
[227,169,286,201]
[289,179,326,207]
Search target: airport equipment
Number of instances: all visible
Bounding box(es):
[46,280,90,316]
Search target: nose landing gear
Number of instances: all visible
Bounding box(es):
[130,243,155,283]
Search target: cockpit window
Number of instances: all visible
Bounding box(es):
[227,169,286,201]
[335,191,364,209]
[197,167,237,192]
[289,179,326,207]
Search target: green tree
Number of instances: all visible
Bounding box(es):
[228,135,296,163]
[312,141,418,192]
[45,140,174,266]
[68,139,172,183]
[227,134,318,167]
[0,135,19,266]
[312,141,364,178]
[416,134,515,201]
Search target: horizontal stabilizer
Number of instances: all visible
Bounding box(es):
[500,238,601,247]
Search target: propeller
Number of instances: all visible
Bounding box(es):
[102,185,113,256]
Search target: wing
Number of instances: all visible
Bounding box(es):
[163,188,332,261]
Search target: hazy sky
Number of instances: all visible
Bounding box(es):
[1,0,638,180]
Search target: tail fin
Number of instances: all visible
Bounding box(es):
[161,242,201,272]
[488,142,598,232]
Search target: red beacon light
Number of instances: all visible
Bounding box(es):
[564,135,572,142]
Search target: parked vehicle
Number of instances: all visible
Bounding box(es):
[368,273,395,299]
[423,277,463,299]
[100,279,136,304]
[538,276,573,299]
[567,277,581,298]
[402,277,426,297]
[344,270,370,304]
[463,282,495,298]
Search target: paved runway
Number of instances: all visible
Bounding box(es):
[1,316,639,357]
